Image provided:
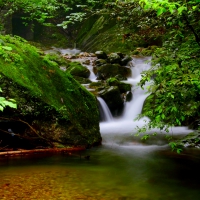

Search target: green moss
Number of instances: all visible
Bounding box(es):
[43,53,70,66]
[0,35,100,146]
[106,78,131,93]
[73,76,91,84]
[106,77,120,86]
[66,62,90,78]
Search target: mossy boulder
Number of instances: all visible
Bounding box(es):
[120,55,132,66]
[126,91,133,102]
[98,86,123,111]
[66,62,90,78]
[106,77,120,86]
[118,82,132,93]
[73,76,92,84]
[106,78,131,93]
[96,64,131,80]
[108,53,121,64]
[94,59,107,67]
[115,74,127,81]
[95,51,107,59]
[0,35,101,148]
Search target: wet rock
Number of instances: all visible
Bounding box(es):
[106,77,120,86]
[118,66,131,77]
[116,52,124,58]
[120,56,132,66]
[96,64,131,80]
[73,76,92,84]
[107,78,131,93]
[79,52,90,57]
[108,53,121,64]
[89,53,96,57]
[98,86,123,110]
[64,55,77,59]
[66,62,90,78]
[82,60,90,65]
[94,59,107,67]
[115,74,127,81]
[126,91,133,102]
[95,51,107,59]
[118,82,131,93]
[97,64,120,80]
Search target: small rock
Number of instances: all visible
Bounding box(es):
[108,53,121,64]
[95,51,108,59]
[82,60,90,65]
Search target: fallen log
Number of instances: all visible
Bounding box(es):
[0,147,85,157]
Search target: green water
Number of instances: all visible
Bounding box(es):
[0,146,200,200]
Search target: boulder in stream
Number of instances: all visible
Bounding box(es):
[98,86,123,111]
[66,62,90,78]
[95,51,108,59]
[108,53,121,64]
[0,35,101,149]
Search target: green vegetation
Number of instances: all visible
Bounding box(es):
[0,35,101,147]
[0,87,17,111]
[0,0,199,151]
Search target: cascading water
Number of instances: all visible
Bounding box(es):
[97,97,113,122]
[98,57,192,149]
[50,48,192,150]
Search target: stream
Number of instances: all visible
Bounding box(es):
[0,49,200,200]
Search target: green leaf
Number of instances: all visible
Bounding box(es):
[177,148,182,154]
[2,46,12,51]
[178,6,187,14]
[157,8,163,16]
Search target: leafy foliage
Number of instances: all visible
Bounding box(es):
[134,0,200,141]
[0,87,17,111]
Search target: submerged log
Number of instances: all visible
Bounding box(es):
[0,147,85,157]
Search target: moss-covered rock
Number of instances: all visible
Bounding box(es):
[120,55,132,66]
[106,78,131,93]
[94,59,107,67]
[106,77,120,86]
[0,35,101,148]
[95,51,108,59]
[118,82,132,93]
[108,53,121,64]
[98,86,123,111]
[73,76,92,84]
[115,74,127,81]
[66,62,90,78]
[96,64,131,80]
[126,91,133,102]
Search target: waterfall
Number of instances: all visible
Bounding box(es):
[122,57,151,120]
[97,97,113,122]
[99,57,192,147]
[52,47,192,149]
